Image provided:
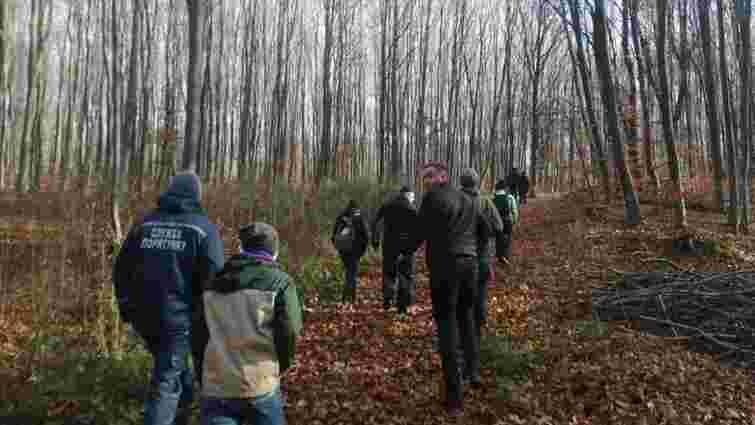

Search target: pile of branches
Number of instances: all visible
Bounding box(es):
[593,271,755,368]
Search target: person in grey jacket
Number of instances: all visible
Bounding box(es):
[460,168,504,351]
[200,223,303,425]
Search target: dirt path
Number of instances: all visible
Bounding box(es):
[282,192,755,424]
[280,197,559,424]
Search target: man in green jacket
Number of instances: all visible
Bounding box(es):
[493,179,519,261]
[199,223,303,425]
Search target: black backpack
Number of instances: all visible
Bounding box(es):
[333,215,356,253]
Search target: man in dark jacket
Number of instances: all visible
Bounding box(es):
[114,170,225,425]
[518,171,530,205]
[460,169,503,357]
[371,186,418,314]
[504,168,520,199]
[412,162,490,417]
[200,223,302,425]
[331,200,369,303]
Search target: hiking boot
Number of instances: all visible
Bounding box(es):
[463,375,483,389]
[446,400,464,417]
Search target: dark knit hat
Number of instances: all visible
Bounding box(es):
[399,186,411,193]
[238,222,279,255]
[495,179,507,191]
[460,168,480,188]
[165,170,202,201]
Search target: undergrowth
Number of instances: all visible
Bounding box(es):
[479,334,544,401]
[0,176,396,422]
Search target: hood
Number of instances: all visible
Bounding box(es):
[460,168,480,189]
[157,171,204,214]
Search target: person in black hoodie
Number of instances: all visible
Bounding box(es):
[114,170,225,425]
[371,186,418,314]
[331,200,370,303]
[504,167,520,199]
[518,171,530,205]
[411,162,490,417]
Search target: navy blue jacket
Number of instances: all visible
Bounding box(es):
[114,189,225,332]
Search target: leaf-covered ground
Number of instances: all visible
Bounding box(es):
[2,192,755,424]
[282,193,755,424]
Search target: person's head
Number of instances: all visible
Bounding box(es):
[494,179,507,192]
[459,168,480,190]
[419,162,449,192]
[399,186,415,204]
[346,199,358,211]
[238,222,279,259]
[164,170,202,201]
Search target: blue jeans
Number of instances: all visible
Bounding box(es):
[141,328,194,425]
[201,389,286,425]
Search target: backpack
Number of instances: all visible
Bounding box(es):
[333,215,356,253]
[495,192,519,224]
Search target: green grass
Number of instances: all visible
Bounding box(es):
[574,319,609,338]
[479,334,544,400]
[1,339,154,424]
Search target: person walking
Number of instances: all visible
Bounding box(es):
[331,200,369,304]
[411,162,490,417]
[460,169,504,357]
[114,170,225,425]
[518,171,530,205]
[371,186,418,314]
[493,180,519,262]
[199,223,303,425]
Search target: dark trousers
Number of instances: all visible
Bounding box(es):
[429,256,479,407]
[497,220,513,259]
[382,246,416,311]
[475,259,492,344]
[340,253,360,303]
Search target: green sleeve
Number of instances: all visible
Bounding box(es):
[273,281,303,372]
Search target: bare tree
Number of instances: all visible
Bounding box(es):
[592,0,640,224]
[656,0,688,228]
[182,0,206,172]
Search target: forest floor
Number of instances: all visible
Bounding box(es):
[1,190,755,424]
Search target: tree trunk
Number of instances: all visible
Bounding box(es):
[593,0,640,224]
[656,0,687,228]
[182,0,206,172]
[698,0,724,209]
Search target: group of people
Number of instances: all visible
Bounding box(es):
[114,171,302,425]
[112,164,525,425]
[331,163,522,416]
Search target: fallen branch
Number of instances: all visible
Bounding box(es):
[593,271,755,368]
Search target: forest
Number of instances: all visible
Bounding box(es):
[0,0,754,424]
